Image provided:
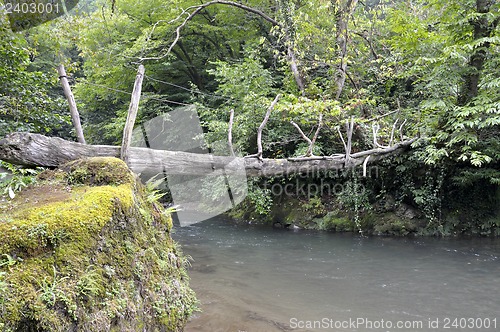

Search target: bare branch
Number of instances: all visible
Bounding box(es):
[291,113,323,157]
[290,121,312,146]
[309,113,323,153]
[228,109,235,156]
[345,116,355,162]
[372,123,387,148]
[389,118,398,147]
[362,155,371,177]
[350,138,417,159]
[251,94,281,160]
[121,65,145,165]
[337,126,348,153]
[399,119,407,142]
[139,0,279,62]
[365,109,399,123]
[57,65,86,145]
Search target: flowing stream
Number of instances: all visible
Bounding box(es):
[172,218,500,332]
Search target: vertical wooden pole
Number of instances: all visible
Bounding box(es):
[121,64,145,164]
[57,65,86,144]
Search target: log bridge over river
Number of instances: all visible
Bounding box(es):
[0,132,416,178]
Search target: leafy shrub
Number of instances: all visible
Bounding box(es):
[0,161,43,199]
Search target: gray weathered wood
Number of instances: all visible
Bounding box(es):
[228,109,235,156]
[247,95,281,160]
[121,64,145,164]
[57,65,86,144]
[290,113,323,157]
[0,133,417,177]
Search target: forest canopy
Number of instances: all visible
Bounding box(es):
[1,0,499,235]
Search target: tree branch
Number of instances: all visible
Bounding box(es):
[139,0,279,62]
[345,116,354,162]
[228,109,235,156]
[399,119,407,142]
[334,0,359,99]
[353,30,378,59]
[389,118,398,147]
[248,94,281,160]
[137,0,305,93]
[287,45,306,95]
[290,121,312,146]
[121,65,145,165]
[337,126,348,154]
[291,113,323,157]
[309,113,323,154]
[57,65,86,144]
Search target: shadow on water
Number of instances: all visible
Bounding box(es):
[173,218,500,332]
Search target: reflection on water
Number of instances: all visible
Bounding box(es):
[173,218,500,332]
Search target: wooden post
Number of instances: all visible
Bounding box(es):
[121,65,145,164]
[57,65,86,144]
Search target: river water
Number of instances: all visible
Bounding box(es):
[172,218,500,332]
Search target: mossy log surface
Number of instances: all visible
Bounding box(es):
[0,157,197,332]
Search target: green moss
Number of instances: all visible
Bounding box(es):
[372,215,418,236]
[0,157,197,331]
[1,184,133,256]
[315,212,354,231]
[61,157,135,186]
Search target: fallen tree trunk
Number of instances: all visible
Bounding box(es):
[0,133,417,177]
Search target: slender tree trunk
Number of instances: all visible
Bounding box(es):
[121,65,145,165]
[228,109,235,156]
[458,0,498,106]
[332,0,358,99]
[57,65,86,144]
[287,45,305,94]
[254,94,281,159]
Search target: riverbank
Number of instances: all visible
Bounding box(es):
[227,175,500,237]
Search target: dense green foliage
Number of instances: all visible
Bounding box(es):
[0,15,71,138]
[0,0,499,235]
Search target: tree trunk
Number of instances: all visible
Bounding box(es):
[121,65,145,165]
[57,65,86,144]
[333,0,358,99]
[0,132,416,178]
[457,0,498,106]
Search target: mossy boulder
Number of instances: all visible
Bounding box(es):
[0,157,197,331]
[314,212,354,231]
[61,157,135,186]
